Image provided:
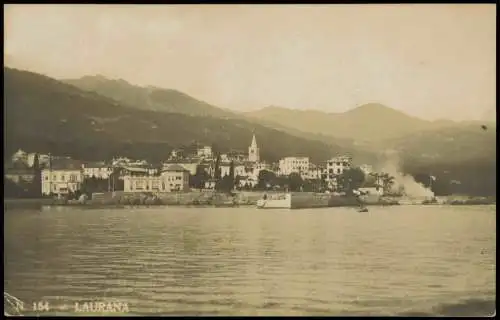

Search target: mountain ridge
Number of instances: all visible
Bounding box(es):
[60,72,496,165]
[6,67,374,164]
[63,75,238,119]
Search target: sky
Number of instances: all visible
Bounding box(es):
[4,4,496,121]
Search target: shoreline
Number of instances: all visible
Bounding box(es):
[4,194,496,209]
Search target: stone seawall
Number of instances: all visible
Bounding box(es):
[6,193,493,209]
[289,192,331,209]
[88,191,281,206]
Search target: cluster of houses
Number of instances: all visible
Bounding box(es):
[5,134,379,197]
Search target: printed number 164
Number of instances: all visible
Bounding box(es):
[33,301,50,312]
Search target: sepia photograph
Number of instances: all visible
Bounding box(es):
[4,3,496,316]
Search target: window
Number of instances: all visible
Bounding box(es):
[152,181,159,190]
[45,176,49,181]
[337,169,341,174]
[53,175,56,180]
[135,180,144,190]
[176,176,181,180]
[61,175,65,181]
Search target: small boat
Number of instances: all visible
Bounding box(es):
[357,206,369,212]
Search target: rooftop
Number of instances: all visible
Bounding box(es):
[83,161,109,168]
[46,158,83,171]
[164,159,201,164]
[163,164,189,172]
[123,167,148,173]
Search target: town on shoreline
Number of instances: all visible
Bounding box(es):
[4,134,495,207]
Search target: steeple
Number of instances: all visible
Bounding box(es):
[251,133,257,147]
[248,132,260,163]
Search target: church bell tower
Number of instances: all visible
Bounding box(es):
[248,133,260,163]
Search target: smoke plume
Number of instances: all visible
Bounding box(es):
[378,150,434,198]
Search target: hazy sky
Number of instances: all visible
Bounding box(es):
[4,4,496,120]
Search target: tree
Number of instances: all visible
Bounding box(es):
[31,153,42,197]
[216,174,234,193]
[154,162,163,176]
[363,172,378,188]
[380,173,395,194]
[288,172,304,192]
[302,179,315,192]
[257,170,276,190]
[228,161,235,190]
[106,167,124,192]
[190,165,209,190]
[213,153,221,181]
[337,168,365,194]
[234,175,243,190]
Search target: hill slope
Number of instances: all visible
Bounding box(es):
[5,67,366,164]
[60,74,495,166]
[391,123,496,164]
[244,104,455,142]
[64,75,365,147]
[63,75,237,119]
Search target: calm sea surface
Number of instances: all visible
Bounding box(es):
[4,205,496,316]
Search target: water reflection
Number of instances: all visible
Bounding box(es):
[4,205,496,316]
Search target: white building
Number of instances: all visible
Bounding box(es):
[248,134,260,163]
[221,151,247,163]
[163,160,200,175]
[220,162,246,178]
[128,160,148,167]
[41,159,84,196]
[121,165,159,177]
[26,153,51,168]
[5,163,35,184]
[327,156,352,177]
[14,151,52,168]
[278,157,310,177]
[112,157,133,166]
[238,177,258,189]
[326,155,352,189]
[197,146,213,159]
[304,164,326,180]
[169,148,184,160]
[82,162,113,179]
[250,162,272,180]
[124,164,190,193]
[204,179,217,190]
[11,149,28,163]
